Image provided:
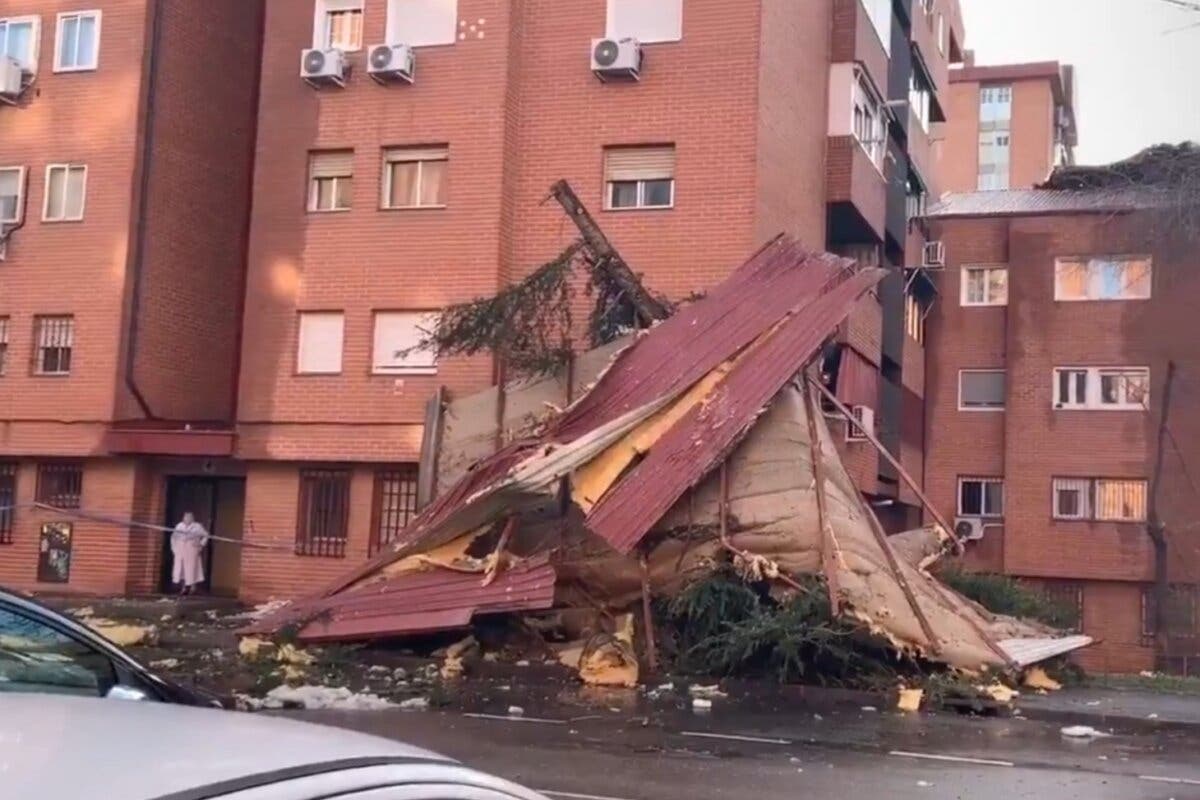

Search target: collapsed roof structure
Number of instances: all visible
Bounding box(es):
[247,236,1090,673]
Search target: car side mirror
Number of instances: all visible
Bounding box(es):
[106,684,149,702]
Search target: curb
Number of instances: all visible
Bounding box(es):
[1014,704,1200,734]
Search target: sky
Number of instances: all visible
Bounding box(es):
[959,0,1200,165]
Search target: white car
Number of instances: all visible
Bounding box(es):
[0,694,549,800]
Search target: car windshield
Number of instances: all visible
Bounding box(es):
[0,607,114,696]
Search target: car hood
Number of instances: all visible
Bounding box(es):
[0,694,448,799]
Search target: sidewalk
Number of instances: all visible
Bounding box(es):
[1016,685,1200,730]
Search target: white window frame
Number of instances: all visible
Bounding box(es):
[958,369,1006,411]
[606,177,675,211]
[371,311,438,375]
[1053,477,1147,522]
[851,69,886,171]
[42,164,88,223]
[606,0,683,44]
[33,315,74,376]
[958,477,1004,518]
[307,151,353,213]
[54,10,101,73]
[381,147,449,210]
[386,0,458,47]
[1053,366,1149,411]
[1054,256,1153,302]
[845,405,874,442]
[937,13,946,54]
[960,265,1008,307]
[313,0,364,52]
[979,84,1013,126]
[0,15,42,73]
[296,311,345,375]
[0,166,27,225]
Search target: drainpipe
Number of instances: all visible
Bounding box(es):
[122,0,165,421]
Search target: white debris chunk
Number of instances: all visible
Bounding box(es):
[861,706,878,712]
[149,658,180,669]
[692,697,713,711]
[688,684,727,700]
[1061,725,1110,738]
[508,705,525,717]
[263,685,395,711]
[917,781,933,788]
[399,696,430,710]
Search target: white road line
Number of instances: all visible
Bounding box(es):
[462,712,566,725]
[538,790,638,800]
[889,750,1015,768]
[1139,775,1200,786]
[681,731,792,745]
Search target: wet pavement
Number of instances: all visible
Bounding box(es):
[287,702,1200,799]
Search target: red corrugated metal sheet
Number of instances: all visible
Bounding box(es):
[585,268,886,554]
[241,554,556,642]
[551,238,856,443]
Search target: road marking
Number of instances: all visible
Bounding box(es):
[462,712,566,725]
[1139,775,1200,786]
[889,750,1014,768]
[681,731,791,745]
[538,790,638,800]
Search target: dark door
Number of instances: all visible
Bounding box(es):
[160,478,217,593]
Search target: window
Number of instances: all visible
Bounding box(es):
[606,0,682,44]
[1053,366,1149,410]
[42,165,87,222]
[1054,256,1152,301]
[960,266,1007,306]
[977,131,1010,191]
[372,311,437,374]
[33,316,73,376]
[1052,477,1147,522]
[845,405,875,442]
[958,477,1003,518]
[296,312,344,375]
[860,0,892,53]
[308,151,353,212]
[979,85,1013,126]
[604,145,675,210]
[0,463,15,545]
[382,146,448,209]
[0,604,120,695]
[0,16,40,72]
[909,71,932,133]
[1040,581,1084,633]
[0,167,26,224]
[0,317,8,376]
[958,369,1005,410]
[54,11,100,72]
[937,13,947,54]
[1142,586,1198,639]
[387,0,457,47]
[852,72,886,169]
[35,462,82,509]
[904,292,926,344]
[370,466,419,555]
[315,0,363,51]
[296,469,351,557]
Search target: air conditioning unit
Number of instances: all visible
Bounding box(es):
[0,56,23,101]
[954,516,986,542]
[922,240,946,268]
[591,37,642,82]
[367,43,415,84]
[301,48,348,88]
[846,405,875,442]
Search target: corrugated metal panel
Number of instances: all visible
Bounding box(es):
[243,554,556,642]
[552,238,856,444]
[585,268,886,554]
[926,188,1165,219]
[998,635,1094,667]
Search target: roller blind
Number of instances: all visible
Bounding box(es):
[309,151,354,179]
[384,145,448,163]
[604,146,675,182]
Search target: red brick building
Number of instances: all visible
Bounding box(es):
[0,0,263,594]
[923,185,1200,673]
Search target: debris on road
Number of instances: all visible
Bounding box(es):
[1061,725,1110,738]
[399,696,430,711]
[692,697,713,712]
[897,687,924,712]
[258,684,395,711]
[1023,667,1063,692]
[148,658,180,669]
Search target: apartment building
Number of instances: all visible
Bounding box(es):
[0,1,262,593]
[233,0,963,600]
[923,184,1199,673]
[938,59,1077,192]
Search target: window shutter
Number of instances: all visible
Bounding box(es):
[604,146,676,182]
[373,312,437,373]
[309,151,354,179]
[388,0,457,46]
[384,145,448,164]
[297,312,344,374]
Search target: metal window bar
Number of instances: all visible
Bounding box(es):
[1040,581,1084,633]
[35,462,83,509]
[0,462,15,544]
[33,316,73,375]
[369,466,419,555]
[296,469,350,558]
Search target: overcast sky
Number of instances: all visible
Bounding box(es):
[959,0,1200,165]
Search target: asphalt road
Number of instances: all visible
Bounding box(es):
[287,702,1200,800]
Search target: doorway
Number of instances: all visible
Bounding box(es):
[160,477,246,596]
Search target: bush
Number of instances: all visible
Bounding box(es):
[939,571,1080,630]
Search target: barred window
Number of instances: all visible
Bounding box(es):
[0,462,15,545]
[369,466,419,555]
[35,461,82,509]
[1040,581,1084,633]
[1142,586,1199,641]
[1052,477,1146,522]
[296,469,351,557]
[33,315,73,376]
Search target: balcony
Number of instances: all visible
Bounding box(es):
[826,136,887,244]
[104,423,236,457]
